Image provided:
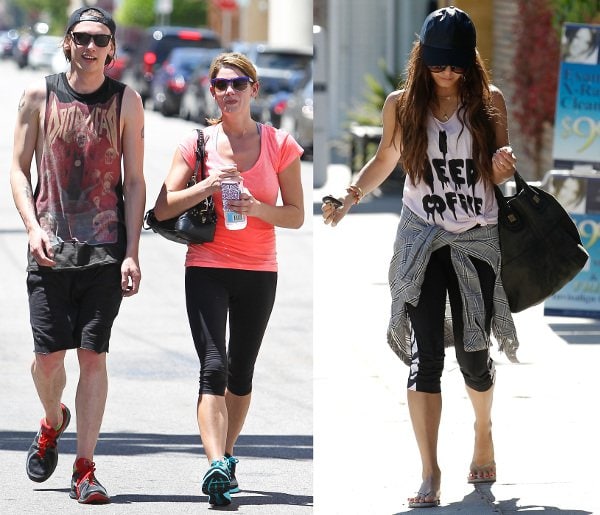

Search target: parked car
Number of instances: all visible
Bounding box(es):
[104,47,132,81]
[0,29,18,58]
[50,45,68,73]
[105,26,144,82]
[179,49,226,122]
[231,42,312,126]
[151,47,222,117]
[28,35,62,70]
[121,26,221,105]
[280,77,313,158]
[13,31,35,68]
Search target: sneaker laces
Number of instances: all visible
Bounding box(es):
[36,425,58,458]
[76,461,98,486]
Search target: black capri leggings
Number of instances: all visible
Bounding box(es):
[185,267,277,396]
[406,245,495,394]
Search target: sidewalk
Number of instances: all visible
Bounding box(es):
[314,164,600,514]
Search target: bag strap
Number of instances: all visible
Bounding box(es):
[192,128,206,182]
[494,171,527,205]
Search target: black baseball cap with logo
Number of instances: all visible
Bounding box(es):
[419,6,476,69]
[66,6,116,35]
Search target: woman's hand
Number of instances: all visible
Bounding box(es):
[228,189,261,217]
[203,165,240,192]
[492,146,517,184]
[322,194,353,227]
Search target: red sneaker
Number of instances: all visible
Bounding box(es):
[70,458,110,504]
[26,404,71,482]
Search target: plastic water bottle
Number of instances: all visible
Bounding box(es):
[221,177,247,230]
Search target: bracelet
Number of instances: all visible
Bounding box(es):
[346,185,364,204]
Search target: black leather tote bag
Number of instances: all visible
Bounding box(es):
[494,171,588,312]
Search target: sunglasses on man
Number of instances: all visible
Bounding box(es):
[70,32,113,48]
[210,76,254,92]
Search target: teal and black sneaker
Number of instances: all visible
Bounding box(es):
[202,459,231,506]
[224,454,240,493]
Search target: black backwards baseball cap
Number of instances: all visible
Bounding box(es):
[66,6,116,35]
[419,6,476,69]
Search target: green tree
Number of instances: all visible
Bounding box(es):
[551,0,600,30]
[513,0,599,177]
[172,0,208,26]
[349,58,402,126]
[116,0,208,28]
[115,0,154,27]
[13,0,69,33]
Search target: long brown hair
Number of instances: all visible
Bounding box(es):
[394,42,498,186]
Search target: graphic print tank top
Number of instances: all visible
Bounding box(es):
[402,110,498,234]
[29,73,127,270]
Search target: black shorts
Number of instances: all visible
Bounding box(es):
[27,264,123,354]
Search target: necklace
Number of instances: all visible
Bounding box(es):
[435,95,458,121]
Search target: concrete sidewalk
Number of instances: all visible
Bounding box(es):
[313,164,600,514]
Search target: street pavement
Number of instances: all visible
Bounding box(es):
[0,61,312,514]
[3,54,600,514]
[314,164,600,514]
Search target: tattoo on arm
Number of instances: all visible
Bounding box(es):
[141,126,144,139]
[18,91,25,113]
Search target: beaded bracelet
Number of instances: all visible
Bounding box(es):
[346,185,364,204]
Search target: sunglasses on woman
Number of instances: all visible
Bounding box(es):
[428,65,466,74]
[70,32,113,48]
[210,76,254,92]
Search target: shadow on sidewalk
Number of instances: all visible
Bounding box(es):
[0,432,313,460]
[29,489,312,508]
[393,488,593,514]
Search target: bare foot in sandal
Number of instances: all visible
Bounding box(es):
[408,475,441,508]
[469,422,496,483]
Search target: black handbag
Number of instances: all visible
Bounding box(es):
[494,171,589,313]
[144,129,216,244]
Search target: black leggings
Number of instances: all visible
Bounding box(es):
[185,267,277,396]
[406,245,495,394]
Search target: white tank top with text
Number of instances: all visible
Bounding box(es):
[402,110,498,234]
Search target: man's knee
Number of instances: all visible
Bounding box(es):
[32,351,66,377]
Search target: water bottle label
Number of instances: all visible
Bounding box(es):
[225,211,246,224]
[221,181,240,211]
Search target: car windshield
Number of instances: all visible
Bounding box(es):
[255,51,311,71]
[155,36,221,63]
[170,49,221,76]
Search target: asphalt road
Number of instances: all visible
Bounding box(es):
[0,59,313,514]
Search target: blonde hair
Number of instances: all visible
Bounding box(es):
[206,52,258,125]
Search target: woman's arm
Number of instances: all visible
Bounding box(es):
[323,90,403,226]
[153,146,240,221]
[490,86,517,185]
[232,156,304,229]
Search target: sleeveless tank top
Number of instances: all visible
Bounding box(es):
[29,73,127,270]
[402,109,498,234]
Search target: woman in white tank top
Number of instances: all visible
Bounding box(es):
[323,6,520,509]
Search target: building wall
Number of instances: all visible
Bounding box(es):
[321,0,431,161]
[269,0,312,48]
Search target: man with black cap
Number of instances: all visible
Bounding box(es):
[10,6,145,504]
